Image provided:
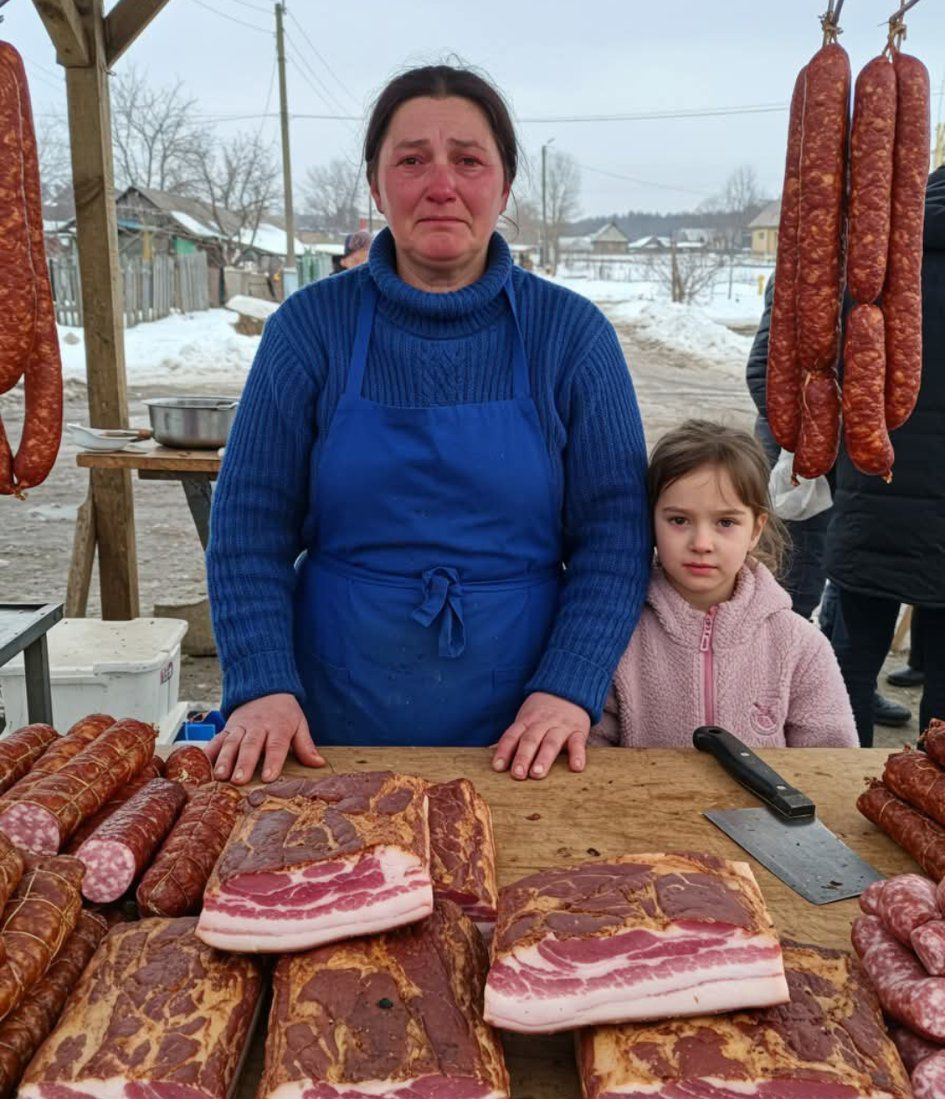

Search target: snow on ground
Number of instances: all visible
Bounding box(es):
[58,308,259,387]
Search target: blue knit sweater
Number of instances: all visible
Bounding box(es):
[207,229,651,724]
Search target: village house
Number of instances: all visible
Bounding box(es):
[748,199,781,259]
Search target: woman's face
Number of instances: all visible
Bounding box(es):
[371,96,510,281]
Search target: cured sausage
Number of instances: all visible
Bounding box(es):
[884,748,945,828]
[792,370,841,480]
[847,55,897,303]
[163,745,213,789]
[920,718,945,767]
[851,913,945,1041]
[62,758,164,853]
[0,720,156,854]
[12,48,62,492]
[75,777,186,904]
[0,910,106,1099]
[0,725,58,795]
[860,878,887,915]
[884,52,930,431]
[136,781,242,917]
[796,43,851,377]
[0,835,23,920]
[914,1050,945,1099]
[857,780,945,880]
[0,855,83,1024]
[889,1025,942,1073]
[63,714,115,739]
[877,873,940,944]
[842,304,894,479]
[913,921,945,976]
[767,68,806,452]
[0,45,36,395]
[0,719,112,807]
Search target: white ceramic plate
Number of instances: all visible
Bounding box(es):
[67,423,144,452]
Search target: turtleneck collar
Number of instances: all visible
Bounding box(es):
[366,227,514,339]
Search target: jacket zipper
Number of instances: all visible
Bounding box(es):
[700,606,717,726]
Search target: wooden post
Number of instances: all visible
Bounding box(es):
[62,0,139,618]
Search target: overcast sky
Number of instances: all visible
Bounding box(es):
[9,0,945,217]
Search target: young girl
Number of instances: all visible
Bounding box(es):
[591,420,858,748]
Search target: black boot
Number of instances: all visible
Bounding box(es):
[873,692,912,727]
[886,666,925,688]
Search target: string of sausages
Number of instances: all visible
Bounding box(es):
[767,7,930,483]
[0,42,63,497]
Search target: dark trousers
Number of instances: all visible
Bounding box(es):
[832,586,945,747]
[910,605,926,673]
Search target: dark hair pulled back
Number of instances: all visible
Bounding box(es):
[364,64,518,187]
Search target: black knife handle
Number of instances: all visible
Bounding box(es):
[693,725,816,820]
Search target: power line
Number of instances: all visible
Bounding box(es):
[284,42,350,119]
[190,0,270,35]
[20,52,60,80]
[578,163,710,198]
[255,58,277,142]
[229,0,269,12]
[286,10,361,110]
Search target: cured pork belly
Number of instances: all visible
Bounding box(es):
[197,772,432,952]
[578,940,912,1099]
[19,917,262,1099]
[428,778,498,930]
[258,901,510,1099]
[484,853,788,1034]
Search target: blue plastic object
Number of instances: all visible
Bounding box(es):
[174,708,225,743]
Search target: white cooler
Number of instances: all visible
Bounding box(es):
[0,617,189,743]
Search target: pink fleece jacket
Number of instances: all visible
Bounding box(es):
[590,560,858,749]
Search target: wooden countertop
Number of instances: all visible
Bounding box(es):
[76,444,220,474]
[233,746,908,1099]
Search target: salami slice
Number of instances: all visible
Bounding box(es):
[75,778,186,903]
[136,782,241,917]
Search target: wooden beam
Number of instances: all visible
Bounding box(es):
[64,0,139,619]
[104,0,173,66]
[32,0,90,66]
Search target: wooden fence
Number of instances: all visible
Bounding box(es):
[49,251,209,328]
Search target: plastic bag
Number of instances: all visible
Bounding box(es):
[768,448,832,522]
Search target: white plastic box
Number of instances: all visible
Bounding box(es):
[0,617,189,744]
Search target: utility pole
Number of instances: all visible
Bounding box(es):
[275,2,296,295]
[541,137,554,273]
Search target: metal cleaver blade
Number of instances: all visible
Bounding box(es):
[703,806,884,905]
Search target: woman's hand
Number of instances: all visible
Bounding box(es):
[492,692,590,780]
[205,693,326,786]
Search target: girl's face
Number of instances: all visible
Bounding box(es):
[654,463,767,611]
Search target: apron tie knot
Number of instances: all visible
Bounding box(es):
[412,566,466,658]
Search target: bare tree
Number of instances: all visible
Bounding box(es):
[35,116,72,205]
[542,150,581,273]
[650,242,726,304]
[303,158,364,232]
[111,66,201,193]
[192,131,280,265]
[700,164,767,252]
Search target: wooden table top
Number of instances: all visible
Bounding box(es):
[76,443,221,474]
[232,746,908,1099]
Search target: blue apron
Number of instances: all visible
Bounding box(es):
[294,274,562,746]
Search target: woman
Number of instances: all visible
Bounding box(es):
[206,64,650,785]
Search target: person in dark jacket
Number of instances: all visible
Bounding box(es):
[746,279,910,729]
[826,165,945,746]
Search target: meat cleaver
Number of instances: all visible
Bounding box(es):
[694,725,883,905]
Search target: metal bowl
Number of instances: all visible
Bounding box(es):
[144,396,239,449]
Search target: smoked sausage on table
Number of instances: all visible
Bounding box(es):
[796,43,851,377]
[75,777,186,903]
[858,780,945,880]
[877,873,939,944]
[0,836,23,920]
[0,720,156,854]
[912,921,945,976]
[920,719,945,768]
[767,68,806,452]
[0,910,106,1099]
[0,855,84,1024]
[842,304,894,479]
[0,725,58,796]
[889,1025,942,1073]
[62,758,164,853]
[0,718,113,807]
[136,781,242,917]
[884,52,931,431]
[883,749,945,828]
[163,745,213,790]
[847,55,897,303]
[914,1050,945,1099]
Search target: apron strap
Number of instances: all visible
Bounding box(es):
[345,271,530,400]
[504,275,530,400]
[345,277,378,398]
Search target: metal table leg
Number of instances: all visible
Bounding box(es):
[23,634,54,725]
[180,476,213,550]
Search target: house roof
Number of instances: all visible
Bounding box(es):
[590,220,629,243]
[748,199,781,229]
